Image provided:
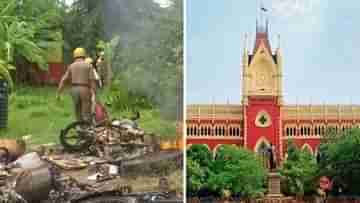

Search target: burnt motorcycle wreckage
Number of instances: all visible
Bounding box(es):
[0,152,182,203]
[59,111,160,161]
[0,111,183,203]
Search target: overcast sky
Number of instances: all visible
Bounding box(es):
[186,0,360,105]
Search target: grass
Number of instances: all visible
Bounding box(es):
[0,86,177,146]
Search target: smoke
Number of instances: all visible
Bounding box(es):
[102,0,182,121]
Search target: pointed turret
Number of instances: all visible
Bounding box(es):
[253,18,271,55]
[242,14,283,98]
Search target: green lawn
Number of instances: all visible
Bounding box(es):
[0,86,177,146]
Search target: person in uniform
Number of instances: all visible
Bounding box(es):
[96,51,107,87]
[85,57,102,121]
[85,57,102,88]
[57,48,96,122]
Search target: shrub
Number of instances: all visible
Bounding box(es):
[319,128,360,195]
[208,145,266,199]
[186,145,213,197]
[280,140,319,197]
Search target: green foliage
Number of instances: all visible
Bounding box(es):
[0,59,14,90]
[187,144,266,199]
[63,0,104,62]
[280,140,319,197]
[96,35,120,64]
[186,144,212,195]
[64,0,182,121]
[319,128,360,195]
[0,0,63,86]
[209,145,266,199]
[2,87,176,146]
[187,144,212,167]
[187,158,206,194]
[102,78,153,111]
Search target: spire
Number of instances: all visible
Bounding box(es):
[253,1,271,54]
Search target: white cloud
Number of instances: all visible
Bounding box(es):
[153,0,173,8]
[270,0,319,17]
[269,0,324,29]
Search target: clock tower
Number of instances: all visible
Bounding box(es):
[242,18,284,162]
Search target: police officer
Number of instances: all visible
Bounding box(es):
[57,48,96,122]
[85,57,102,88]
[96,51,107,87]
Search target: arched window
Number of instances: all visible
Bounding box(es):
[302,144,313,155]
[286,128,289,136]
[307,127,310,136]
[208,127,211,136]
[194,127,197,136]
[229,127,233,136]
[222,127,225,136]
[236,128,240,136]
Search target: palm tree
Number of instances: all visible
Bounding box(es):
[0,0,64,87]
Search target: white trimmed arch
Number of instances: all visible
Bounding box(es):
[254,137,270,153]
[213,144,225,158]
[301,143,313,155]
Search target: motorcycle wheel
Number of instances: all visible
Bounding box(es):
[60,121,93,152]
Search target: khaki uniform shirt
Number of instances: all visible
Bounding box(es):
[63,60,95,85]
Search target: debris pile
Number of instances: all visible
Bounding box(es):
[0,117,183,203]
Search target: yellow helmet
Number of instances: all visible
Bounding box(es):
[73,48,86,58]
[85,57,93,64]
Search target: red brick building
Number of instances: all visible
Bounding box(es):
[186,20,360,163]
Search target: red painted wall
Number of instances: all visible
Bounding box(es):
[245,96,281,160]
[36,63,65,84]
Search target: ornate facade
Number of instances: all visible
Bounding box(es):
[186,20,360,163]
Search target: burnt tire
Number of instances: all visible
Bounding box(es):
[74,196,137,203]
[60,121,93,152]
